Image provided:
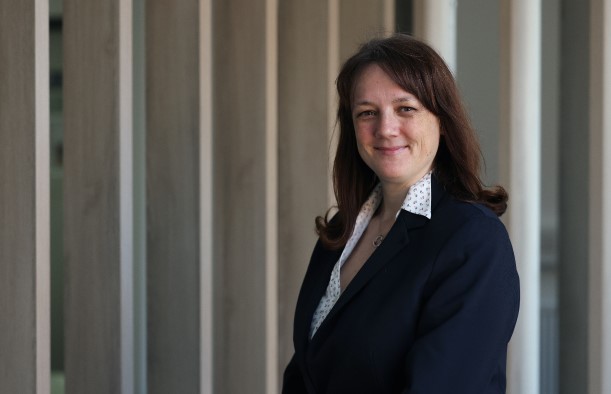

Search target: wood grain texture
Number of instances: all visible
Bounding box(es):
[212,0,277,392]
[339,0,393,62]
[146,1,201,393]
[63,0,133,392]
[277,0,333,385]
[0,1,50,393]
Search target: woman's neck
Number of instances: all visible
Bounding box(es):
[378,183,410,222]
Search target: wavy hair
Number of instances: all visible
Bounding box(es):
[316,34,508,250]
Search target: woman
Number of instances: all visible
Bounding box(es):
[283,34,519,393]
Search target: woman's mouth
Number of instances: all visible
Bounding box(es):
[375,146,407,154]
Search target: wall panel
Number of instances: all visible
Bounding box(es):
[0,1,50,392]
[277,0,335,381]
[212,0,278,392]
[146,0,209,393]
[63,0,134,392]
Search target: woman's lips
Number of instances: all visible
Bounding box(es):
[375,146,407,154]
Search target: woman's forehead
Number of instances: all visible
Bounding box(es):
[351,63,421,104]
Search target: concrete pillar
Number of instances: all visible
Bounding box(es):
[0,1,50,393]
[63,0,134,392]
[145,0,212,393]
[558,0,590,392]
[413,0,457,73]
[499,0,542,393]
[589,1,611,392]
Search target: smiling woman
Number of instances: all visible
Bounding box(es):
[283,34,519,394]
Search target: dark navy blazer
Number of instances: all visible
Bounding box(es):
[283,177,520,393]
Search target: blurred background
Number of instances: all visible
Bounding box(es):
[1,0,610,393]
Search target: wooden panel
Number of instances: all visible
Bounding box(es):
[63,0,133,392]
[277,0,334,382]
[212,0,278,392]
[146,1,203,393]
[0,1,50,393]
[339,0,394,62]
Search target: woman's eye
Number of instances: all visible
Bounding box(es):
[357,110,376,118]
[399,106,415,113]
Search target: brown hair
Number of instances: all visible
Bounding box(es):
[316,34,508,250]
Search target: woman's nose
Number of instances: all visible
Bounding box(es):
[376,112,399,137]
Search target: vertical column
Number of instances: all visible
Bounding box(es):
[132,0,146,392]
[328,0,340,205]
[589,1,611,392]
[335,0,394,200]
[499,0,542,393]
[146,0,212,393]
[0,1,50,393]
[558,0,590,392]
[63,0,134,392]
[413,0,457,73]
[455,0,501,184]
[539,0,562,392]
[200,2,214,393]
[339,0,395,61]
[212,0,278,393]
[277,0,335,382]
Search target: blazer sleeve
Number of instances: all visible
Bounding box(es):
[402,214,520,394]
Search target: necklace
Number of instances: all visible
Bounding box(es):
[372,213,386,248]
[372,234,384,248]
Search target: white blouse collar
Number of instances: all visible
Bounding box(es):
[368,171,433,220]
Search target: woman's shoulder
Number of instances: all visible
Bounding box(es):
[434,192,505,229]
[425,193,518,295]
[423,193,513,261]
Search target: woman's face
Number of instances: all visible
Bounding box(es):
[352,63,440,189]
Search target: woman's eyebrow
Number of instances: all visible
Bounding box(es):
[353,95,418,107]
[353,100,374,107]
[392,96,418,104]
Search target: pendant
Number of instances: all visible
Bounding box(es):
[373,234,384,248]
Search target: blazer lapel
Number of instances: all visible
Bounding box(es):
[294,245,340,353]
[309,175,447,346]
[311,211,427,342]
